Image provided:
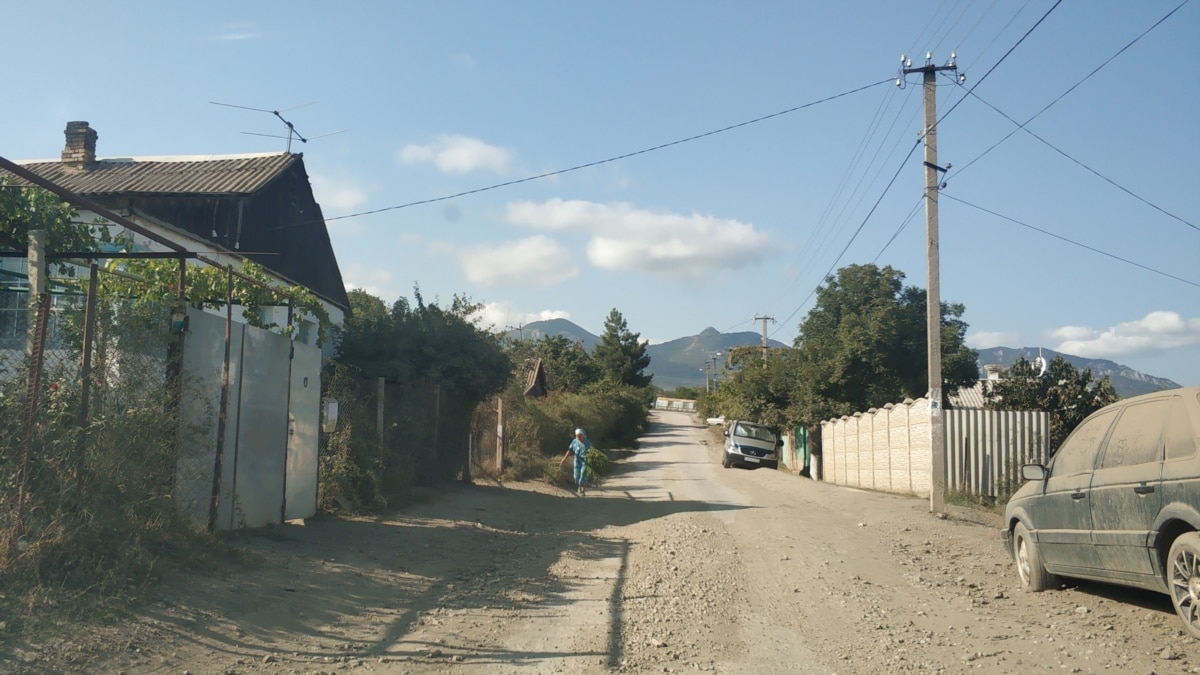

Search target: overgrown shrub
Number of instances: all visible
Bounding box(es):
[498,382,650,481]
[0,297,216,633]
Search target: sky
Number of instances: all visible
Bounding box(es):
[3,1,1198,386]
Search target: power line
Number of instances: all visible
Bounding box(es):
[771,139,924,338]
[942,193,1200,288]
[932,0,1064,129]
[873,195,926,263]
[770,3,1066,341]
[944,0,1196,232]
[786,83,916,297]
[956,88,1198,233]
[326,79,892,222]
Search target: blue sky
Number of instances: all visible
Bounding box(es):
[4,1,1198,386]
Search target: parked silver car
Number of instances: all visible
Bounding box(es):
[722,420,780,469]
[1002,387,1200,637]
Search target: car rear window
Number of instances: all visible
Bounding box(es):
[1099,400,1168,468]
[1053,408,1117,476]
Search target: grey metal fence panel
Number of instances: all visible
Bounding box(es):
[174,309,227,526]
[228,324,291,530]
[284,341,321,520]
[945,408,1049,498]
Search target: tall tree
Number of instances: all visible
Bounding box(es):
[984,355,1119,452]
[522,334,599,393]
[708,345,795,428]
[592,308,652,388]
[788,264,978,425]
[336,287,511,401]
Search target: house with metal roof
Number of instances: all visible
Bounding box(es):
[7,121,349,340]
[0,122,354,529]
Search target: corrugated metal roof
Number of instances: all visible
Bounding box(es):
[8,153,297,196]
[949,382,988,409]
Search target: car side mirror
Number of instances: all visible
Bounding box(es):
[723,430,729,437]
[1021,464,1047,481]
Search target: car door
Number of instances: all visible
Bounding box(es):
[1089,398,1171,580]
[1031,408,1118,574]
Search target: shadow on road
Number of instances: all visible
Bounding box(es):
[91,410,735,672]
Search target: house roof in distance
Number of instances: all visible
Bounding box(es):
[13,152,297,197]
[4,121,350,312]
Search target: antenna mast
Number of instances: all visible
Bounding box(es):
[210,100,344,152]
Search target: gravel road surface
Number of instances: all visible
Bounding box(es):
[5,409,1195,674]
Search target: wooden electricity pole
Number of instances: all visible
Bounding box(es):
[754,315,774,362]
[902,52,959,514]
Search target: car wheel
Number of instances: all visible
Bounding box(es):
[721,453,730,468]
[1013,522,1055,592]
[1167,532,1200,639]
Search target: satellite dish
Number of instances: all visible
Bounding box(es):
[1033,356,1048,378]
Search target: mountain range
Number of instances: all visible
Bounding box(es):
[505,320,1180,398]
[973,347,1180,398]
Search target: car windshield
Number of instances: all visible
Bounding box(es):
[734,424,775,443]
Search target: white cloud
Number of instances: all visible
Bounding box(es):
[397,134,513,174]
[1049,311,1200,359]
[966,330,1020,349]
[472,302,571,332]
[459,235,577,288]
[505,198,770,280]
[342,264,398,302]
[309,173,368,215]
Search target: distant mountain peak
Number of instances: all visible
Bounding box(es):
[699,327,719,336]
[973,346,1181,398]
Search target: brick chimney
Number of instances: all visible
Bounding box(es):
[61,121,98,170]
[984,364,1003,381]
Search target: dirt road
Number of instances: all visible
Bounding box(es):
[6,410,1197,673]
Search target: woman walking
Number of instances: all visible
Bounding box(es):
[560,428,592,496]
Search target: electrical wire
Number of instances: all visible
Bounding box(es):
[942,193,1199,288]
[872,195,926,263]
[326,79,892,222]
[786,83,916,295]
[955,87,1198,233]
[768,0,1065,341]
[770,138,924,338]
[944,0,1197,232]
[933,0,1063,129]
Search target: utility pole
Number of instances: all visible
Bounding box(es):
[705,351,723,390]
[754,315,774,362]
[901,52,960,514]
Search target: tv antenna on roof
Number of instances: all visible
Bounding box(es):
[210,100,345,153]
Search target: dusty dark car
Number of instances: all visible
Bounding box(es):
[1003,386,1200,637]
[722,420,780,469]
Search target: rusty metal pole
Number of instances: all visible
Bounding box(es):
[73,263,100,500]
[10,293,51,557]
[208,265,234,532]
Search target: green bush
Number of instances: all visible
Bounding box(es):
[499,382,649,481]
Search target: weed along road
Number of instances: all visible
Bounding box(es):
[13,410,1196,674]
